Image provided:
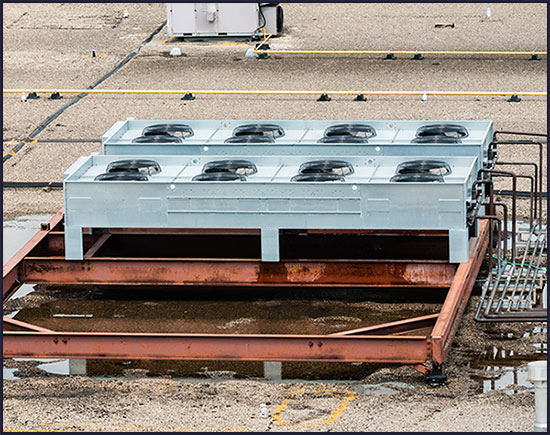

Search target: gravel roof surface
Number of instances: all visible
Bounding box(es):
[2,3,547,432]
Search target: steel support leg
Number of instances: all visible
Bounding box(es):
[425,362,448,386]
[64,226,83,260]
[261,228,280,262]
[448,229,469,263]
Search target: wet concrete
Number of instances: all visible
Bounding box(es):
[3,214,50,299]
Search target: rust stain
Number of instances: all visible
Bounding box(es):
[284,263,326,282]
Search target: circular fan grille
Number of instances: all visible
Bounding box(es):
[224,136,275,144]
[299,160,354,176]
[233,123,285,138]
[396,160,452,176]
[142,123,194,138]
[203,160,258,176]
[291,173,346,182]
[95,172,149,181]
[192,173,246,182]
[106,159,162,175]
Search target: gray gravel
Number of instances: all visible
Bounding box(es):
[2,377,535,432]
[2,3,547,432]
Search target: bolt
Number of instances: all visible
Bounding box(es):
[53,338,58,344]
[308,341,314,347]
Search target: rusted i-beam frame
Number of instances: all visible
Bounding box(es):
[2,209,64,300]
[431,219,490,362]
[15,258,455,288]
[3,332,431,363]
[3,213,488,367]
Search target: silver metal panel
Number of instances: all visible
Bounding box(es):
[63,154,478,263]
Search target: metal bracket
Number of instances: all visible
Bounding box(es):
[181,92,196,101]
[425,362,448,386]
[354,93,367,101]
[317,92,331,102]
[507,94,521,103]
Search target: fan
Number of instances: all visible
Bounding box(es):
[318,136,368,144]
[396,160,452,176]
[415,124,468,139]
[132,135,183,144]
[224,136,275,144]
[390,173,444,183]
[106,159,162,175]
[203,160,258,176]
[142,123,194,138]
[324,123,376,138]
[232,123,285,138]
[95,172,149,181]
[192,173,247,182]
[291,173,345,182]
[299,160,354,176]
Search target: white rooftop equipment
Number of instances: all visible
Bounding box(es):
[166,3,283,38]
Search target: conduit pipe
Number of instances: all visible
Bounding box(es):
[528,361,547,432]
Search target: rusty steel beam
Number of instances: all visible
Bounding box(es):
[84,234,111,259]
[3,209,64,301]
[2,331,430,363]
[18,258,456,288]
[431,220,490,363]
[2,210,490,366]
[330,313,438,336]
[3,317,53,332]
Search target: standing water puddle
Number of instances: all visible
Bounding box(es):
[468,325,547,394]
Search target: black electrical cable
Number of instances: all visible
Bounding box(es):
[3,182,63,189]
[3,19,167,165]
[257,5,267,30]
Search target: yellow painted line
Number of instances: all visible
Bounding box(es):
[80,53,108,58]
[3,151,16,157]
[3,89,547,97]
[253,49,547,56]
[161,36,178,44]
[273,387,356,428]
[219,42,249,47]
[22,139,38,145]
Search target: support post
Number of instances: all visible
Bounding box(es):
[64,227,83,260]
[261,228,279,262]
[528,361,547,432]
[448,229,469,263]
[264,361,282,381]
[69,359,87,375]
